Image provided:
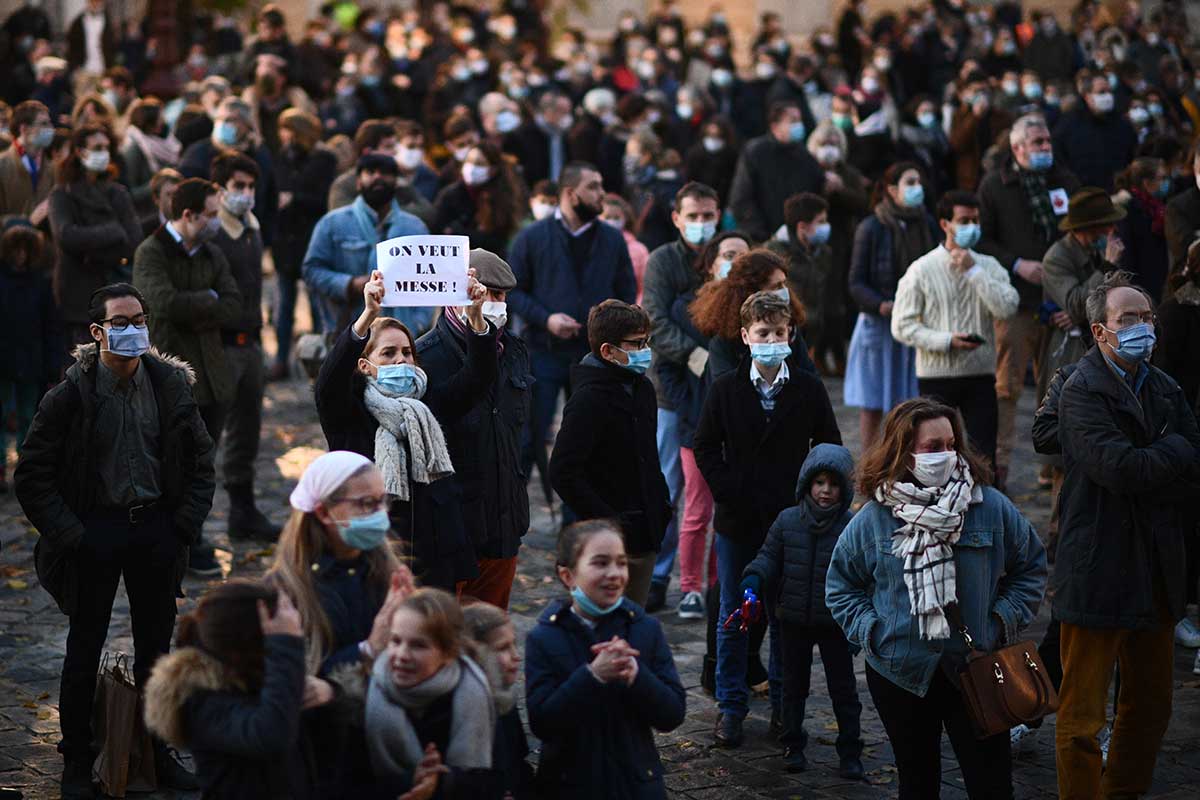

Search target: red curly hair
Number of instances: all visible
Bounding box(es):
[688,248,806,341]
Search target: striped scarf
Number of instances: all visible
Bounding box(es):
[1017,167,1057,243]
[876,456,982,640]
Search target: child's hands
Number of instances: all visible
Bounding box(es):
[590,636,640,685]
[258,591,302,638]
[398,743,448,800]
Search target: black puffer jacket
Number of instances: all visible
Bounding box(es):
[15,344,215,616]
[742,444,855,628]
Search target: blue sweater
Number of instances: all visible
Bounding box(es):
[507,216,636,350]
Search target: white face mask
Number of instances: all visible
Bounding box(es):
[462,164,492,186]
[911,450,958,488]
[481,300,507,327]
[395,146,424,170]
[531,201,556,220]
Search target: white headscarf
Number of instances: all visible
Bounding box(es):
[289,450,373,512]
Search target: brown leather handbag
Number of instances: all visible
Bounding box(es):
[948,606,1059,739]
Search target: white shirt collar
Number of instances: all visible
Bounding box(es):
[749,358,790,390]
[165,221,201,256]
[554,207,595,238]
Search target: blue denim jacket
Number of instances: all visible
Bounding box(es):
[301,196,433,334]
[826,487,1047,697]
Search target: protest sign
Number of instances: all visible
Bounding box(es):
[378,234,470,307]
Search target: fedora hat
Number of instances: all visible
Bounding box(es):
[1058,187,1127,231]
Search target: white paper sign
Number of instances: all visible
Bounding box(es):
[378,234,470,307]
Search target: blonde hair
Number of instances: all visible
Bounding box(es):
[266,475,406,674]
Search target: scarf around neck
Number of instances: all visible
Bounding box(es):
[876,456,983,640]
[1017,166,1056,243]
[125,124,181,172]
[365,654,495,778]
[802,495,842,534]
[363,380,454,501]
[1130,187,1166,235]
[875,197,934,283]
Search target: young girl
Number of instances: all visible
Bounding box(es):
[144,579,329,799]
[366,588,498,798]
[525,520,686,800]
[463,603,534,798]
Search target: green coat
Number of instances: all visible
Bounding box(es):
[1037,234,1112,404]
[133,225,243,407]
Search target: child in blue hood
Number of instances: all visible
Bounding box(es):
[740,443,864,778]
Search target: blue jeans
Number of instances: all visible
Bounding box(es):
[715,532,781,719]
[652,408,683,586]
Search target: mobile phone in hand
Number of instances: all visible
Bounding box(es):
[963,333,985,344]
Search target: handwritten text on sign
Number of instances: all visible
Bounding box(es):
[378,234,470,307]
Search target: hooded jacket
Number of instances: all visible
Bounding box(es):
[742,444,855,628]
[15,344,215,616]
[548,354,673,555]
[143,635,316,800]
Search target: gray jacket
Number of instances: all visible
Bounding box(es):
[1037,235,1111,410]
[643,238,703,409]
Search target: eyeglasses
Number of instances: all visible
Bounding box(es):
[620,336,651,350]
[1109,312,1157,328]
[100,314,150,330]
[330,494,388,515]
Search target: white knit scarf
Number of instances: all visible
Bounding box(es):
[876,456,982,640]
[362,378,454,501]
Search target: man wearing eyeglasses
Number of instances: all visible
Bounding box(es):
[14,283,215,799]
[1053,271,1200,799]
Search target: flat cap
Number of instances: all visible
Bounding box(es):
[470,249,516,291]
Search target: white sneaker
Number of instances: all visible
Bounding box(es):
[677,591,705,619]
[1009,723,1038,755]
[1098,724,1112,768]
[1193,649,1200,676]
[1174,618,1200,648]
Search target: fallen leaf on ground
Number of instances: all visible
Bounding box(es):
[6,579,28,590]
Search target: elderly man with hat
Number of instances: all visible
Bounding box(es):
[417,249,531,608]
[1036,186,1127,559]
[302,152,431,338]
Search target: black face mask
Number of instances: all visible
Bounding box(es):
[574,197,601,223]
[361,181,395,208]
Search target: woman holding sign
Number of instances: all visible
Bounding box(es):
[315,268,498,590]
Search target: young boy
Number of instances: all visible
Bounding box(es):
[740,443,864,778]
[548,299,673,607]
[767,193,833,371]
[528,179,559,222]
[694,290,842,748]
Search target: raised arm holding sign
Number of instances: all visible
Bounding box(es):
[377,234,472,307]
[354,269,487,341]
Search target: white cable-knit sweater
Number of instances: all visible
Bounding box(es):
[891,245,1020,379]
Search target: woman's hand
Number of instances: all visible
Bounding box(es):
[301,676,335,709]
[258,591,303,638]
[365,568,415,658]
[464,268,488,333]
[398,744,448,800]
[353,270,387,339]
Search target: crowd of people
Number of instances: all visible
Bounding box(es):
[2,0,1200,798]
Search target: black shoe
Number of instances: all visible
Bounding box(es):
[783,747,808,773]
[188,543,222,577]
[60,758,94,799]
[154,744,200,791]
[227,484,282,542]
[768,709,783,739]
[713,713,743,748]
[838,755,865,780]
[645,580,667,613]
[700,655,716,697]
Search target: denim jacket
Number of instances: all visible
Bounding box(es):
[301,196,433,334]
[826,486,1046,697]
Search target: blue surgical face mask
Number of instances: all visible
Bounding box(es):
[103,324,151,358]
[1101,321,1156,363]
[375,363,422,398]
[788,121,806,143]
[683,220,717,245]
[917,111,937,128]
[749,341,791,367]
[954,222,981,249]
[809,222,831,244]
[618,347,652,374]
[901,183,924,207]
[771,286,790,303]
[1028,150,1053,171]
[571,585,623,616]
[1092,235,1108,252]
[336,509,390,550]
[716,259,732,279]
[214,121,239,146]
[1156,179,1171,198]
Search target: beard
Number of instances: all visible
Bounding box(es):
[574,198,601,223]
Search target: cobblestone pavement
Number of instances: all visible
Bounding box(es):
[1,369,1199,799]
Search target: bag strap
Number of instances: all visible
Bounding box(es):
[943,601,980,652]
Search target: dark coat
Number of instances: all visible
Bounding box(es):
[729,135,825,241]
[949,105,1014,192]
[525,599,685,800]
[1115,194,1169,303]
[1052,110,1137,193]
[1023,30,1079,83]
[1164,186,1200,274]
[848,212,941,315]
[506,216,637,350]
[548,354,672,555]
[14,344,215,616]
[431,180,514,259]
[494,706,533,800]
[682,142,738,206]
[632,170,684,254]
[743,444,855,628]
[1032,363,1077,457]
[416,317,531,559]
[143,636,316,800]
[47,179,142,324]
[314,324,498,589]
[65,12,116,73]
[179,138,279,246]
[0,264,62,384]
[274,145,337,279]
[977,156,1081,311]
[502,122,558,187]
[693,352,842,546]
[1054,346,1200,629]
[1154,285,1200,409]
